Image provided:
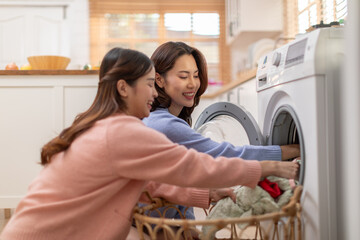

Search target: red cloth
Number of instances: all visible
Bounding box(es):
[258,178,282,198]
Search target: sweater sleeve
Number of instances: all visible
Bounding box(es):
[106,116,262,189]
[139,182,210,209]
[143,110,281,161]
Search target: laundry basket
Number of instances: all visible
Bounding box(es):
[133,186,303,240]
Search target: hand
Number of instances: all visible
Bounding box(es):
[280,144,300,160]
[209,188,236,203]
[293,157,301,180]
[260,160,299,179]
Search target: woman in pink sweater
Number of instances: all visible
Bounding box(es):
[0,48,298,240]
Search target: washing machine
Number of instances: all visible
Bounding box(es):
[195,27,344,239]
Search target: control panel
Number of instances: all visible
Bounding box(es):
[256,27,344,92]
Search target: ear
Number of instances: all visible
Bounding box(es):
[155,72,165,88]
[117,79,128,97]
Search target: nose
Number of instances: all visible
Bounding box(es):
[152,85,158,98]
[187,76,196,88]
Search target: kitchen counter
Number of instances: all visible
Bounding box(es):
[192,68,258,124]
[202,68,257,99]
[0,70,99,75]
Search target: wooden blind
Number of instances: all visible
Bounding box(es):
[283,0,347,38]
[89,0,231,83]
[89,0,224,14]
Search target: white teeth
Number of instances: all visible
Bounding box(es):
[183,93,195,96]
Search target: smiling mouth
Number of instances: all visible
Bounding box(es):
[147,101,153,109]
[183,92,195,99]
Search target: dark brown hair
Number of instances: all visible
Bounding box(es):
[150,42,208,126]
[40,48,153,165]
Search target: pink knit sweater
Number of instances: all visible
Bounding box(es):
[1,114,261,240]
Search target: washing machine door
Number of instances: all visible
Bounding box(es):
[194,102,264,146]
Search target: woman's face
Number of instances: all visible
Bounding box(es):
[122,67,157,119]
[158,54,200,116]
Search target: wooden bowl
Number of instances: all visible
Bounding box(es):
[27,55,70,70]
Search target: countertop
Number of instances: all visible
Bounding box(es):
[202,68,257,99]
[0,68,256,99]
[0,70,99,75]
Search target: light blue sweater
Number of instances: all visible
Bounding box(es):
[141,108,282,220]
[143,108,281,160]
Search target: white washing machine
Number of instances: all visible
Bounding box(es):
[195,27,344,239]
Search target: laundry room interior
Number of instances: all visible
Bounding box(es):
[0,0,359,239]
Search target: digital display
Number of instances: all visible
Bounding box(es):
[285,38,307,68]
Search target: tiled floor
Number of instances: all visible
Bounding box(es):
[0,209,13,234]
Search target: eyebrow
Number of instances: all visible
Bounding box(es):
[178,70,199,74]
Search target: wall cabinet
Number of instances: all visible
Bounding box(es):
[0,2,71,68]
[193,78,258,126]
[236,78,258,121]
[225,0,283,48]
[220,78,258,121]
[0,73,98,208]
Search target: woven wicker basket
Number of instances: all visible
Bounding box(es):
[133,186,303,240]
[27,55,70,70]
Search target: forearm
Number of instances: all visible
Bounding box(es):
[141,182,210,209]
[280,144,300,160]
[260,160,299,179]
[108,119,261,189]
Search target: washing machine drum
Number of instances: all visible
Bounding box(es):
[194,102,264,146]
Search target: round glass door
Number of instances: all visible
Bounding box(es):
[196,115,250,145]
[194,102,263,146]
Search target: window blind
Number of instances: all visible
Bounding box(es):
[89,0,230,83]
[283,0,347,38]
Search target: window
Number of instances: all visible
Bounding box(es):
[105,13,160,57]
[283,0,348,37]
[89,0,230,84]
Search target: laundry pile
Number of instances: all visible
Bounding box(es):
[202,176,297,239]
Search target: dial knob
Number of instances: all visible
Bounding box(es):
[272,52,281,67]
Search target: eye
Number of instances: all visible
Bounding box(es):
[179,76,187,80]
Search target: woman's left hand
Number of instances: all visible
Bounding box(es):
[209,188,236,203]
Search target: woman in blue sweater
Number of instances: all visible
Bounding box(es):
[142,42,300,221]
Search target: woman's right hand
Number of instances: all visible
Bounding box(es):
[280,144,300,160]
[260,160,299,179]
